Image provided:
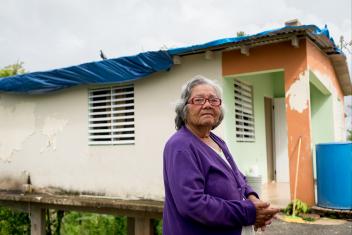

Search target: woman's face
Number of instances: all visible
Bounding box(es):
[186,84,221,130]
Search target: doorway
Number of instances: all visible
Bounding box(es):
[264,97,275,182]
[273,98,289,183]
[265,97,289,183]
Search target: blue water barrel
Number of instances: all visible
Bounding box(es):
[316,142,352,209]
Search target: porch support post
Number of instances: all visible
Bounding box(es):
[30,206,45,235]
[285,67,315,206]
[127,217,154,235]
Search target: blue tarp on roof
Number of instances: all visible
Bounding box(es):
[0,24,339,94]
[0,51,173,94]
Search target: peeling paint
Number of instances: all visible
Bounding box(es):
[40,117,68,152]
[0,103,36,162]
[286,70,310,113]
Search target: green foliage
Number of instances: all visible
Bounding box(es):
[0,206,30,235]
[0,206,162,235]
[283,199,309,216]
[236,31,247,37]
[347,129,352,141]
[302,216,316,222]
[44,209,65,235]
[347,105,352,141]
[0,62,25,78]
[61,211,127,235]
[153,219,162,235]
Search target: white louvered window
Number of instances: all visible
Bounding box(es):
[234,80,255,142]
[88,84,135,145]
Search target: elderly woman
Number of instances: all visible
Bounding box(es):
[163,75,279,235]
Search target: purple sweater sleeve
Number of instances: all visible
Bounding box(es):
[165,148,256,227]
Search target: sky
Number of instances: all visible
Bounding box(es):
[0,0,351,129]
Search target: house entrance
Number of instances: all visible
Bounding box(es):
[264,97,275,182]
[264,97,289,183]
[273,98,289,182]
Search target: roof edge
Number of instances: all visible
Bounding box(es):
[329,54,352,96]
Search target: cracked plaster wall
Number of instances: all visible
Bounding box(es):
[0,102,36,162]
[0,53,222,200]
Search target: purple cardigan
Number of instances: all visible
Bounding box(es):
[163,126,257,235]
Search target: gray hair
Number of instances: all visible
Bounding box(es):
[175,75,224,130]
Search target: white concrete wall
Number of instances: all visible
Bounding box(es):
[0,52,222,200]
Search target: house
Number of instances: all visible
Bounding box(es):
[0,20,351,234]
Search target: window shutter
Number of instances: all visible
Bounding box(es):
[88,84,135,145]
[234,80,255,142]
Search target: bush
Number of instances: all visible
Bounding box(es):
[153,219,162,235]
[0,206,30,235]
[347,129,352,141]
[283,199,309,216]
[61,212,127,235]
[0,206,162,235]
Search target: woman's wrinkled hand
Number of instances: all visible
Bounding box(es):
[247,195,280,231]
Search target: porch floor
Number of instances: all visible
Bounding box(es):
[260,182,291,209]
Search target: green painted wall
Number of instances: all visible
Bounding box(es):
[223,72,284,181]
[310,81,334,178]
[273,72,285,98]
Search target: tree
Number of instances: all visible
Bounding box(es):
[0,62,25,78]
[0,206,30,234]
[339,36,352,55]
[347,105,352,141]
[347,130,352,141]
[236,31,247,37]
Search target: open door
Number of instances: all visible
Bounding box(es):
[264,97,275,182]
[274,98,289,182]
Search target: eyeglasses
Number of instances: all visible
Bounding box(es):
[188,97,222,106]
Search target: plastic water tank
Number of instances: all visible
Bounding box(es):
[316,142,352,209]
